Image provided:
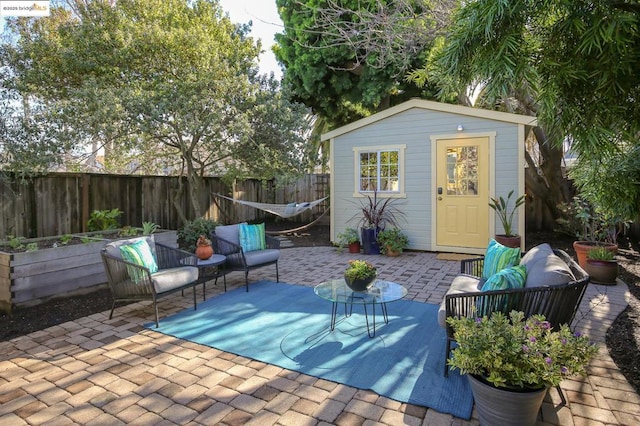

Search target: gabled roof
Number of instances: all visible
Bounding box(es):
[321,98,538,141]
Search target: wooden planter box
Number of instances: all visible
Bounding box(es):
[0,231,177,313]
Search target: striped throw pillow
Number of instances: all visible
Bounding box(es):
[119,239,158,283]
[481,264,527,291]
[482,239,520,279]
[239,223,266,252]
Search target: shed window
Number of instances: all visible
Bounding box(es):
[357,149,400,192]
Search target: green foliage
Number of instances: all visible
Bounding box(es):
[488,191,526,237]
[275,0,440,128]
[87,209,122,232]
[556,196,628,244]
[344,260,377,281]
[119,226,139,237]
[59,234,73,245]
[178,218,219,252]
[25,242,38,252]
[336,228,360,246]
[377,228,409,254]
[447,311,598,389]
[7,236,24,250]
[587,247,615,262]
[2,0,313,218]
[142,221,160,235]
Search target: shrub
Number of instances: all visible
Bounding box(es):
[178,218,219,251]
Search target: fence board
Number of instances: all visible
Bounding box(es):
[0,173,330,238]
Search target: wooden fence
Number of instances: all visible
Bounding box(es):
[0,173,330,239]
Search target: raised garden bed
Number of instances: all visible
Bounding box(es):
[0,230,177,313]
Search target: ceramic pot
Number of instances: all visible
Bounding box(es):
[361,228,380,255]
[585,259,618,285]
[494,234,521,248]
[344,274,376,292]
[195,245,213,260]
[468,374,547,426]
[573,241,617,270]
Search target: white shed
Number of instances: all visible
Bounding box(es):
[321,98,537,255]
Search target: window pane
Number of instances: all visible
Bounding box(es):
[446,146,478,196]
[359,149,400,192]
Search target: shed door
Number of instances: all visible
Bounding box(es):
[436,137,489,248]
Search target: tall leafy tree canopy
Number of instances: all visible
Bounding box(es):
[415,0,640,220]
[274,0,449,127]
[1,0,313,218]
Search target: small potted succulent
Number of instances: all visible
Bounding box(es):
[585,246,618,285]
[447,311,598,426]
[343,260,377,292]
[195,235,213,260]
[376,227,409,256]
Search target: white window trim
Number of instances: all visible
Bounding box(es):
[352,144,406,198]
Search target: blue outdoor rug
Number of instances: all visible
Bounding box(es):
[146,281,473,419]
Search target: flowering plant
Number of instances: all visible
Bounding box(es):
[344,260,377,281]
[447,311,598,389]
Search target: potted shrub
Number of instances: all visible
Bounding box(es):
[447,311,598,426]
[343,259,377,291]
[350,190,405,255]
[488,190,525,248]
[376,228,409,256]
[336,228,361,253]
[585,246,618,285]
[558,197,622,269]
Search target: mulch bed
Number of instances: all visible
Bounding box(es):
[2,224,639,396]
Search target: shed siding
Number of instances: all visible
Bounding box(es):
[331,106,522,252]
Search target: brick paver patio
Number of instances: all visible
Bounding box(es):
[1,246,638,425]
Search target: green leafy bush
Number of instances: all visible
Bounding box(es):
[178,218,219,252]
[87,209,122,231]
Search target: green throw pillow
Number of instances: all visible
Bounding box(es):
[482,239,521,279]
[481,264,527,291]
[239,223,266,252]
[119,239,158,283]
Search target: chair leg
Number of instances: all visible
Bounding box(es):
[193,285,197,310]
[109,301,116,320]
[245,270,249,292]
[444,339,451,377]
[153,299,160,328]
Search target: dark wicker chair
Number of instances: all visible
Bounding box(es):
[101,236,199,327]
[210,224,280,291]
[443,249,589,378]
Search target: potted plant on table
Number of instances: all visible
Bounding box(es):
[336,227,361,254]
[350,190,405,255]
[376,227,409,256]
[585,246,618,285]
[488,190,526,248]
[343,259,377,292]
[195,235,213,260]
[447,311,598,426]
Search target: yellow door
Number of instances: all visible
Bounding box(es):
[436,137,489,248]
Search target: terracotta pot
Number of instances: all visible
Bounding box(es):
[348,242,361,254]
[494,235,521,248]
[585,259,618,285]
[468,374,547,426]
[573,241,617,270]
[195,245,213,260]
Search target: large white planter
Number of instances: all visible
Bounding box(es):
[468,374,547,426]
[0,230,177,313]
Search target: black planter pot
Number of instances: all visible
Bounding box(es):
[361,228,380,255]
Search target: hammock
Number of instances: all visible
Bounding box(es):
[213,193,328,219]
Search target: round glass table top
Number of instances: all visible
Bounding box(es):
[314,279,407,305]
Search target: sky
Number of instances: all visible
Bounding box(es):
[218,0,283,78]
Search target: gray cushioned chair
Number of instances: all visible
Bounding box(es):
[210,223,280,291]
[101,236,199,327]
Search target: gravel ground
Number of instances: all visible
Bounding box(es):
[2,224,639,396]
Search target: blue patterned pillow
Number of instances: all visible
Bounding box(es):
[482,239,521,279]
[481,264,527,291]
[239,223,266,252]
[119,239,158,283]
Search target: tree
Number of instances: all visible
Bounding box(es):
[410,0,640,224]
[274,0,453,127]
[1,0,313,219]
